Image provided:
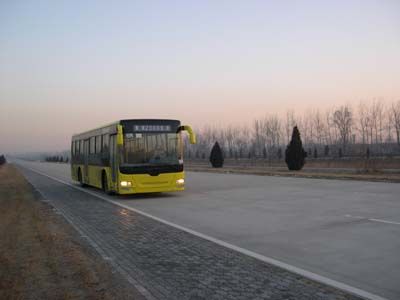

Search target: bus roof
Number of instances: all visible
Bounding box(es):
[72,119,181,141]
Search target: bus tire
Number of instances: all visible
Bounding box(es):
[102,171,111,194]
[78,168,86,187]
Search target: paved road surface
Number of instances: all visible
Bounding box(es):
[14,160,400,300]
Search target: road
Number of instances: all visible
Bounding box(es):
[15,160,400,300]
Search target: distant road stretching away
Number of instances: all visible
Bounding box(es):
[15,160,400,300]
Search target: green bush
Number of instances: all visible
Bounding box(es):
[285,126,307,170]
[209,141,224,168]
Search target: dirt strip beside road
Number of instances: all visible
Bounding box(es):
[185,163,400,183]
[0,164,144,300]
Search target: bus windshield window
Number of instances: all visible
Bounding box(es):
[122,133,180,165]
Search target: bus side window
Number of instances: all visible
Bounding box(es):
[90,137,95,154]
[75,140,79,155]
[71,141,75,156]
[95,136,101,154]
[80,140,84,154]
[102,134,109,153]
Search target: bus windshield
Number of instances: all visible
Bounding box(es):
[121,133,181,165]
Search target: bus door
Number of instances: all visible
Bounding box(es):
[84,139,89,183]
[109,135,117,184]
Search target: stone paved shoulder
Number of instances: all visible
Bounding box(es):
[20,167,362,300]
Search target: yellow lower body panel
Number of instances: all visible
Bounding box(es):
[71,163,185,194]
[117,172,185,194]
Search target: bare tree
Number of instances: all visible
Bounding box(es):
[263,114,282,153]
[252,119,264,157]
[285,110,296,144]
[302,109,314,145]
[390,100,400,145]
[333,105,353,153]
[233,126,250,158]
[369,100,384,144]
[357,101,371,145]
[385,105,394,143]
[324,108,336,146]
[224,126,235,158]
[312,110,325,145]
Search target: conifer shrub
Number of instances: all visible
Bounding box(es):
[285,126,307,170]
[209,141,224,168]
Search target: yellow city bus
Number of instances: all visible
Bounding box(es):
[71,119,196,194]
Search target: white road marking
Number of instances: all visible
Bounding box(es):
[18,163,389,300]
[369,218,400,226]
[345,214,400,226]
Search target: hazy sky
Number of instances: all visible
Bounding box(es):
[1,0,400,152]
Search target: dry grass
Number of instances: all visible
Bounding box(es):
[188,157,400,170]
[0,164,144,300]
[186,163,400,183]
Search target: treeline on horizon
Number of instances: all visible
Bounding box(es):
[37,100,400,162]
[184,100,400,160]
[45,156,69,163]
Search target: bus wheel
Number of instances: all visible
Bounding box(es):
[78,169,86,187]
[102,172,110,194]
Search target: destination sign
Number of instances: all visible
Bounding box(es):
[133,125,172,132]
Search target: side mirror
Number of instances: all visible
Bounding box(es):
[117,125,124,145]
[176,125,196,144]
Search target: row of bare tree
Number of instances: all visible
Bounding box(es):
[185,100,400,159]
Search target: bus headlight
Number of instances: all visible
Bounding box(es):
[120,181,132,187]
[176,178,185,186]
